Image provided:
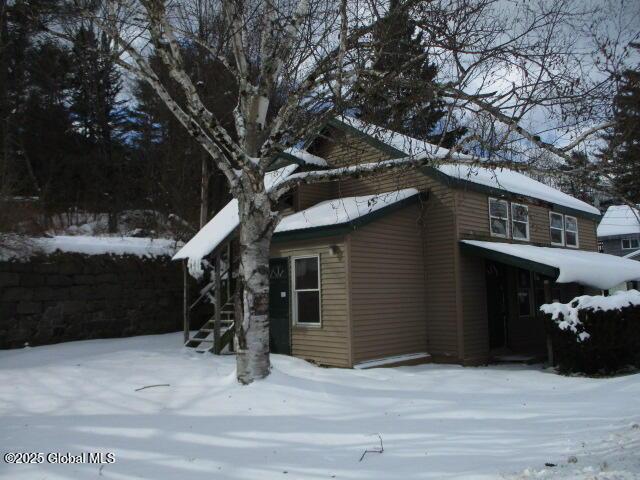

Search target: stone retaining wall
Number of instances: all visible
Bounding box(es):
[0,253,182,349]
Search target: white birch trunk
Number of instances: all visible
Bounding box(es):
[234,189,274,384]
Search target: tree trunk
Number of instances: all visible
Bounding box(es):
[234,191,274,384]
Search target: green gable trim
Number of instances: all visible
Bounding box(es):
[419,166,601,222]
[273,192,425,244]
[309,117,601,222]
[459,241,560,279]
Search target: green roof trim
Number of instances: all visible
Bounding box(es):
[273,191,425,244]
[314,118,601,223]
[459,241,560,279]
[419,165,601,222]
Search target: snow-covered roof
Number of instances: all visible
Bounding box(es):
[336,116,471,160]
[283,147,328,167]
[435,164,600,216]
[461,240,640,289]
[332,116,600,217]
[174,186,420,277]
[1,235,177,261]
[597,205,640,238]
[277,188,419,233]
[172,165,299,272]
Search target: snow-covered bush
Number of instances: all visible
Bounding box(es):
[541,290,640,375]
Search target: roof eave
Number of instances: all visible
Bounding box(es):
[420,166,601,222]
[273,191,425,244]
[459,241,560,279]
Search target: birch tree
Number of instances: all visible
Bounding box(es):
[58,0,637,383]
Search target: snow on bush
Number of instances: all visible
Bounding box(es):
[541,290,640,342]
[541,290,640,375]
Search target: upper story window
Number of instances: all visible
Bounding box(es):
[549,212,565,245]
[489,198,509,238]
[549,212,579,247]
[511,203,530,241]
[622,238,640,250]
[565,215,579,248]
[292,256,321,326]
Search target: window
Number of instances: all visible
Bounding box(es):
[549,212,565,245]
[489,198,509,238]
[565,215,579,248]
[292,256,321,325]
[511,203,530,241]
[622,238,640,250]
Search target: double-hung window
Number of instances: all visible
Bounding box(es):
[622,238,640,250]
[489,198,509,238]
[292,256,321,326]
[511,203,530,241]
[565,215,579,248]
[549,212,565,246]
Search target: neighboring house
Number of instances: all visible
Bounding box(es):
[597,205,640,258]
[173,117,640,368]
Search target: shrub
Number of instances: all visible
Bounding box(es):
[541,290,640,375]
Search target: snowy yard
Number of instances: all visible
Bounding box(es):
[0,333,638,480]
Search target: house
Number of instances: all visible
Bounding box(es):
[173,117,640,368]
[597,205,640,258]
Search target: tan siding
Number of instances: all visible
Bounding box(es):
[456,187,599,250]
[297,182,338,210]
[459,253,489,363]
[578,219,598,251]
[312,132,462,361]
[270,238,351,367]
[423,183,460,360]
[349,204,427,364]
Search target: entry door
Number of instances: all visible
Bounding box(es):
[269,258,291,355]
[485,261,508,349]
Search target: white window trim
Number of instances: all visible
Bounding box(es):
[549,212,565,246]
[621,238,640,250]
[510,202,530,242]
[564,215,579,248]
[489,197,510,239]
[292,255,322,327]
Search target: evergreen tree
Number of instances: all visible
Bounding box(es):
[68,23,128,229]
[601,45,640,203]
[355,0,465,146]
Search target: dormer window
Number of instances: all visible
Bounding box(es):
[489,198,509,238]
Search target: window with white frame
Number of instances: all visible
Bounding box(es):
[292,256,321,325]
[622,238,640,250]
[549,212,564,245]
[565,215,579,248]
[511,203,530,241]
[489,198,509,238]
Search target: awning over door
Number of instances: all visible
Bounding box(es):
[460,240,640,290]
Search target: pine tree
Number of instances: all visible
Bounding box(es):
[355,0,465,146]
[68,23,128,229]
[601,46,640,203]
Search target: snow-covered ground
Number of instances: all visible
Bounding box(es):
[0,333,638,480]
